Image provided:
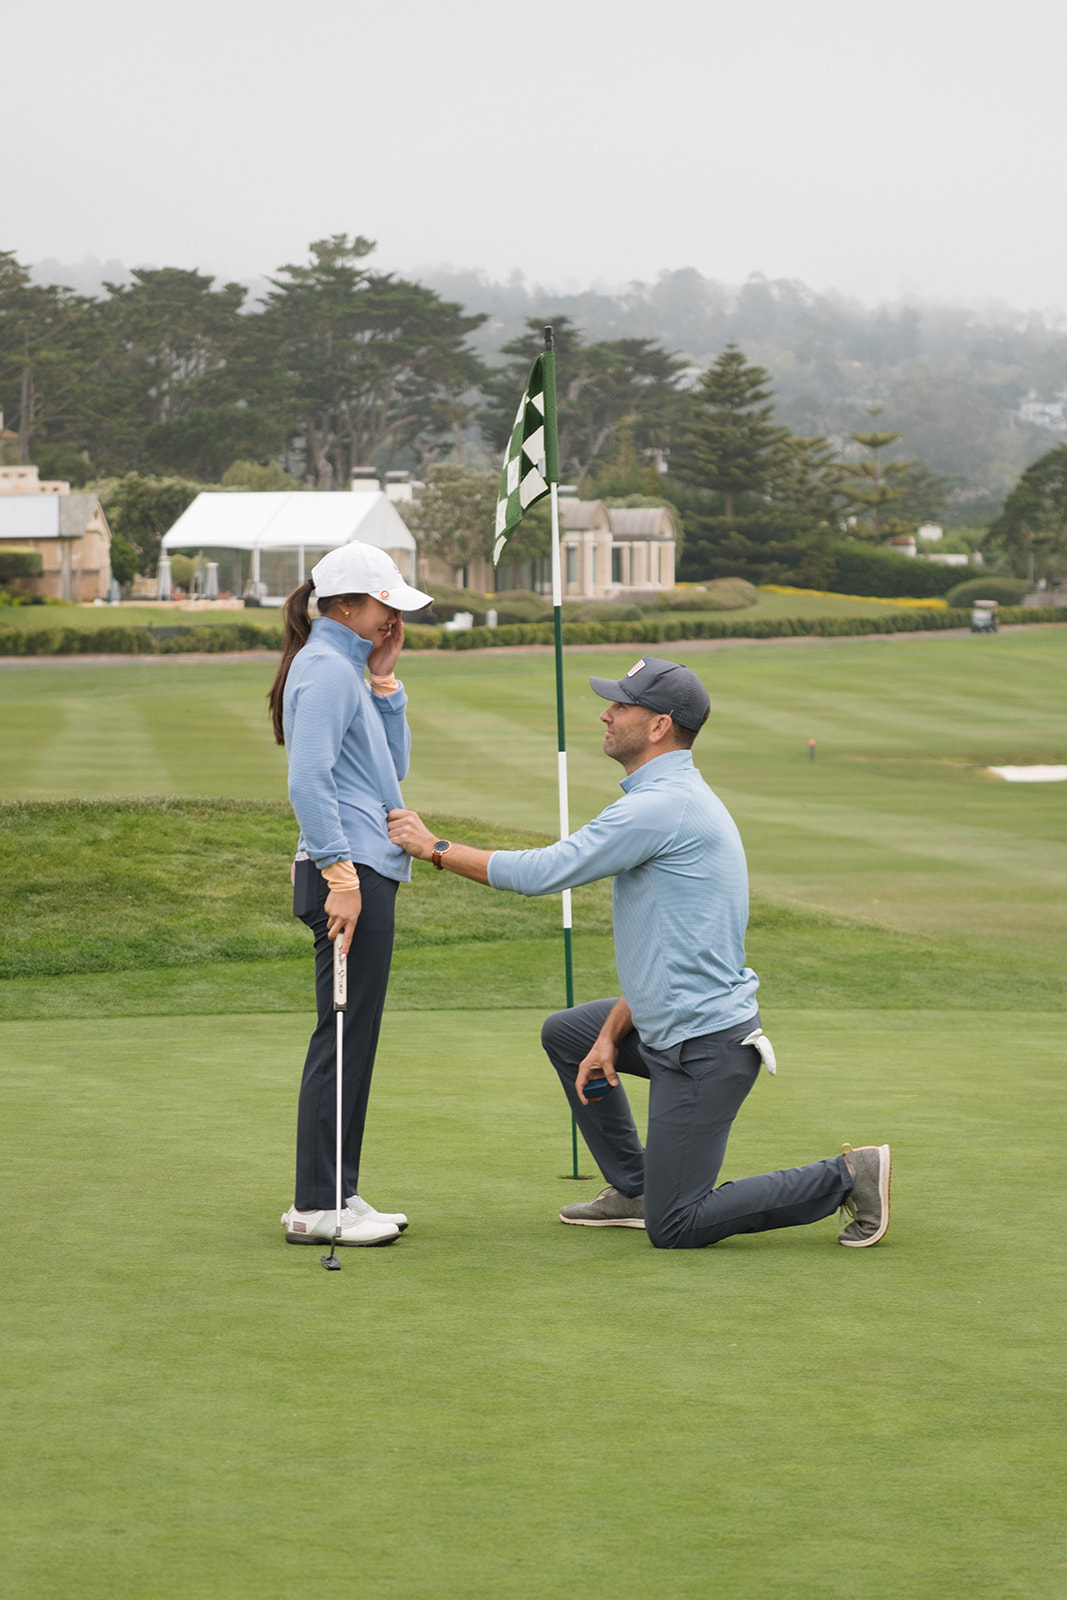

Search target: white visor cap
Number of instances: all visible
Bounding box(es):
[310,541,432,612]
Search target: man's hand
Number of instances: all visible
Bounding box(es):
[387,808,436,861]
[325,885,362,957]
[368,615,404,678]
[575,1035,621,1107]
[386,814,493,884]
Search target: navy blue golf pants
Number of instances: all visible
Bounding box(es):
[542,1000,851,1249]
[293,860,397,1211]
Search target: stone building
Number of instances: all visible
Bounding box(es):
[0,466,113,601]
[423,497,677,599]
[560,501,676,598]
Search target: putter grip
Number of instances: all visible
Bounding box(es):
[333,938,348,1012]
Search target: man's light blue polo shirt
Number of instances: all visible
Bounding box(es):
[487,749,759,1049]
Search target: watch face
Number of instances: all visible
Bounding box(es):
[432,840,451,853]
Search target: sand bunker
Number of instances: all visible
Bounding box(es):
[988,765,1067,782]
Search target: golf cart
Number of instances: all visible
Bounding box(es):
[970,599,999,633]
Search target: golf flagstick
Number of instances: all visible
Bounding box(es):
[491,327,590,1180]
[321,934,347,1271]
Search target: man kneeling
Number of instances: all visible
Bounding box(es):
[388,657,890,1251]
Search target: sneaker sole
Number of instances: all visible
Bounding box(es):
[285,1231,399,1247]
[559,1214,646,1228]
[838,1144,891,1247]
[284,1214,409,1233]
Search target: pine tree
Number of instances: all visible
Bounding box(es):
[843,407,917,538]
[673,344,788,516]
[988,442,1067,583]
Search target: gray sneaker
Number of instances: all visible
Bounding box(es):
[838,1144,891,1247]
[560,1185,646,1229]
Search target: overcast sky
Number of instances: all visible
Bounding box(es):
[9,0,1067,311]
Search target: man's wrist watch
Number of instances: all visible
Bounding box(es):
[431,840,452,870]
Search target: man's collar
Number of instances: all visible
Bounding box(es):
[619,748,695,792]
[314,616,373,666]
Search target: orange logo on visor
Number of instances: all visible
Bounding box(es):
[380,590,390,599]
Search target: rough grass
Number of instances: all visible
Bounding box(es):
[0,799,611,980]
[3,800,1064,1019]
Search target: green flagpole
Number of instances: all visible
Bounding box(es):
[541,327,585,1180]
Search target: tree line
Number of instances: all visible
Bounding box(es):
[0,237,483,488]
[2,237,1063,586]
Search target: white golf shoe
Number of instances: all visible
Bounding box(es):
[281,1206,400,1247]
[345,1193,409,1232]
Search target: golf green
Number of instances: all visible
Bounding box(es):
[1,1008,1061,1598]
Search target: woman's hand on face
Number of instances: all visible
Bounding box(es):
[387,808,436,860]
[325,886,362,957]
[368,614,404,677]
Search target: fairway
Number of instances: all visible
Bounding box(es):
[2,630,1065,964]
[1,630,1065,1597]
[0,586,941,634]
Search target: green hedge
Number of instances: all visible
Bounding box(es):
[827,542,962,598]
[3,608,1066,658]
[406,606,1067,651]
[678,529,969,598]
[945,576,1031,608]
[0,622,283,656]
[0,550,44,584]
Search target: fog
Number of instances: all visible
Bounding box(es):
[8,0,1067,311]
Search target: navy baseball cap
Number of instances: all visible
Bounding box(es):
[589,657,711,731]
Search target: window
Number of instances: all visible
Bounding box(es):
[611,548,622,584]
[591,546,597,584]
[565,546,577,586]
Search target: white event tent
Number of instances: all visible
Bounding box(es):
[161,491,417,601]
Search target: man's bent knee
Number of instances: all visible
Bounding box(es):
[541,1009,570,1055]
[646,1209,694,1250]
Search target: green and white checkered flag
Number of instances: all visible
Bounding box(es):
[493,354,558,564]
[494,328,578,1177]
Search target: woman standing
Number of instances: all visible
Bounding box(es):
[267,541,432,1248]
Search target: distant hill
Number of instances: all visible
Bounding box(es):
[417,265,1067,522]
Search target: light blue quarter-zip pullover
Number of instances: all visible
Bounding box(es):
[284,617,412,881]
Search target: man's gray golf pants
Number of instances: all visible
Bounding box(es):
[542,1000,852,1250]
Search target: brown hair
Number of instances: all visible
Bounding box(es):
[267,582,368,745]
[669,709,709,750]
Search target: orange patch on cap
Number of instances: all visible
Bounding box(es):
[380,590,390,599]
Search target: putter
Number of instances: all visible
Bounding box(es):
[321,933,348,1271]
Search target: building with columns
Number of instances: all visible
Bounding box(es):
[440,498,678,598]
[559,500,676,598]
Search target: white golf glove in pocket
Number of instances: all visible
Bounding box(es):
[741,1028,777,1075]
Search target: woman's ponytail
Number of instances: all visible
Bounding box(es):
[267,580,316,745]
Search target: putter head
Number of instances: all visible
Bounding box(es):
[320,1252,342,1271]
